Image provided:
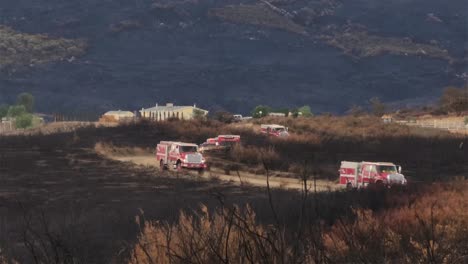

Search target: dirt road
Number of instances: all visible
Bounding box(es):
[107,154,340,192]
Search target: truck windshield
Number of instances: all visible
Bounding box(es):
[378,166,397,174]
[180,146,198,153]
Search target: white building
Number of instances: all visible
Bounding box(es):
[102,110,135,121]
[140,103,208,121]
[269,112,286,117]
[381,114,393,124]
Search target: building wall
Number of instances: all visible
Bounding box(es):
[0,121,15,133]
[141,107,207,121]
[104,113,134,121]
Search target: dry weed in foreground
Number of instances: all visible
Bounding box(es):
[324,183,468,263]
[0,248,18,264]
[129,204,285,264]
[129,183,468,264]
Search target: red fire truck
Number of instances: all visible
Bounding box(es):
[261,124,289,137]
[216,135,241,146]
[339,161,407,189]
[199,135,241,153]
[156,141,207,171]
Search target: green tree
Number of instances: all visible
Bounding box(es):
[297,105,313,117]
[369,97,386,116]
[15,113,33,128]
[193,109,207,120]
[17,93,34,113]
[7,105,27,117]
[273,108,290,117]
[290,108,300,118]
[0,104,8,119]
[252,105,271,118]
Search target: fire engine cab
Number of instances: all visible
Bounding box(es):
[199,135,241,153]
[156,141,207,171]
[215,135,241,146]
[339,161,407,189]
[261,124,289,137]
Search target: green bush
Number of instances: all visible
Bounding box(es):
[7,105,27,117]
[252,105,271,118]
[15,113,33,128]
[17,92,34,113]
[0,104,8,118]
[298,105,313,117]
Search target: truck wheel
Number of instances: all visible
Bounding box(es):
[176,161,182,172]
[346,182,353,190]
[375,180,385,190]
[198,169,205,176]
[160,160,165,171]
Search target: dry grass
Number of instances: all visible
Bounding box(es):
[325,183,468,263]
[256,115,453,138]
[129,204,283,264]
[94,142,150,157]
[3,117,464,180]
[0,249,18,264]
[129,182,468,263]
[230,144,281,167]
[251,116,467,180]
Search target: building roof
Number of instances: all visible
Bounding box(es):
[140,103,208,113]
[142,106,191,112]
[362,161,396,166]
[159,141,199,147]
[104,110,134,116]
[261,124,286,129]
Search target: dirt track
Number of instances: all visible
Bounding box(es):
[107,154,340,192]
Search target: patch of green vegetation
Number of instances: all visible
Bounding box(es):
[15,113,34,129]
[0,104,8,119]
[321,29,451,61]
[2,93,40,129]
[7,105,27,117]
[0,26,87,69]
[252,105,271,118]
[209,4,307,35]
[251,104,313,118]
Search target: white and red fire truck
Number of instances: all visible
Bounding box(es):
[199,135,241,152]
[260,124,289,137]
[339,161,407,189]
[156,141,207,171]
